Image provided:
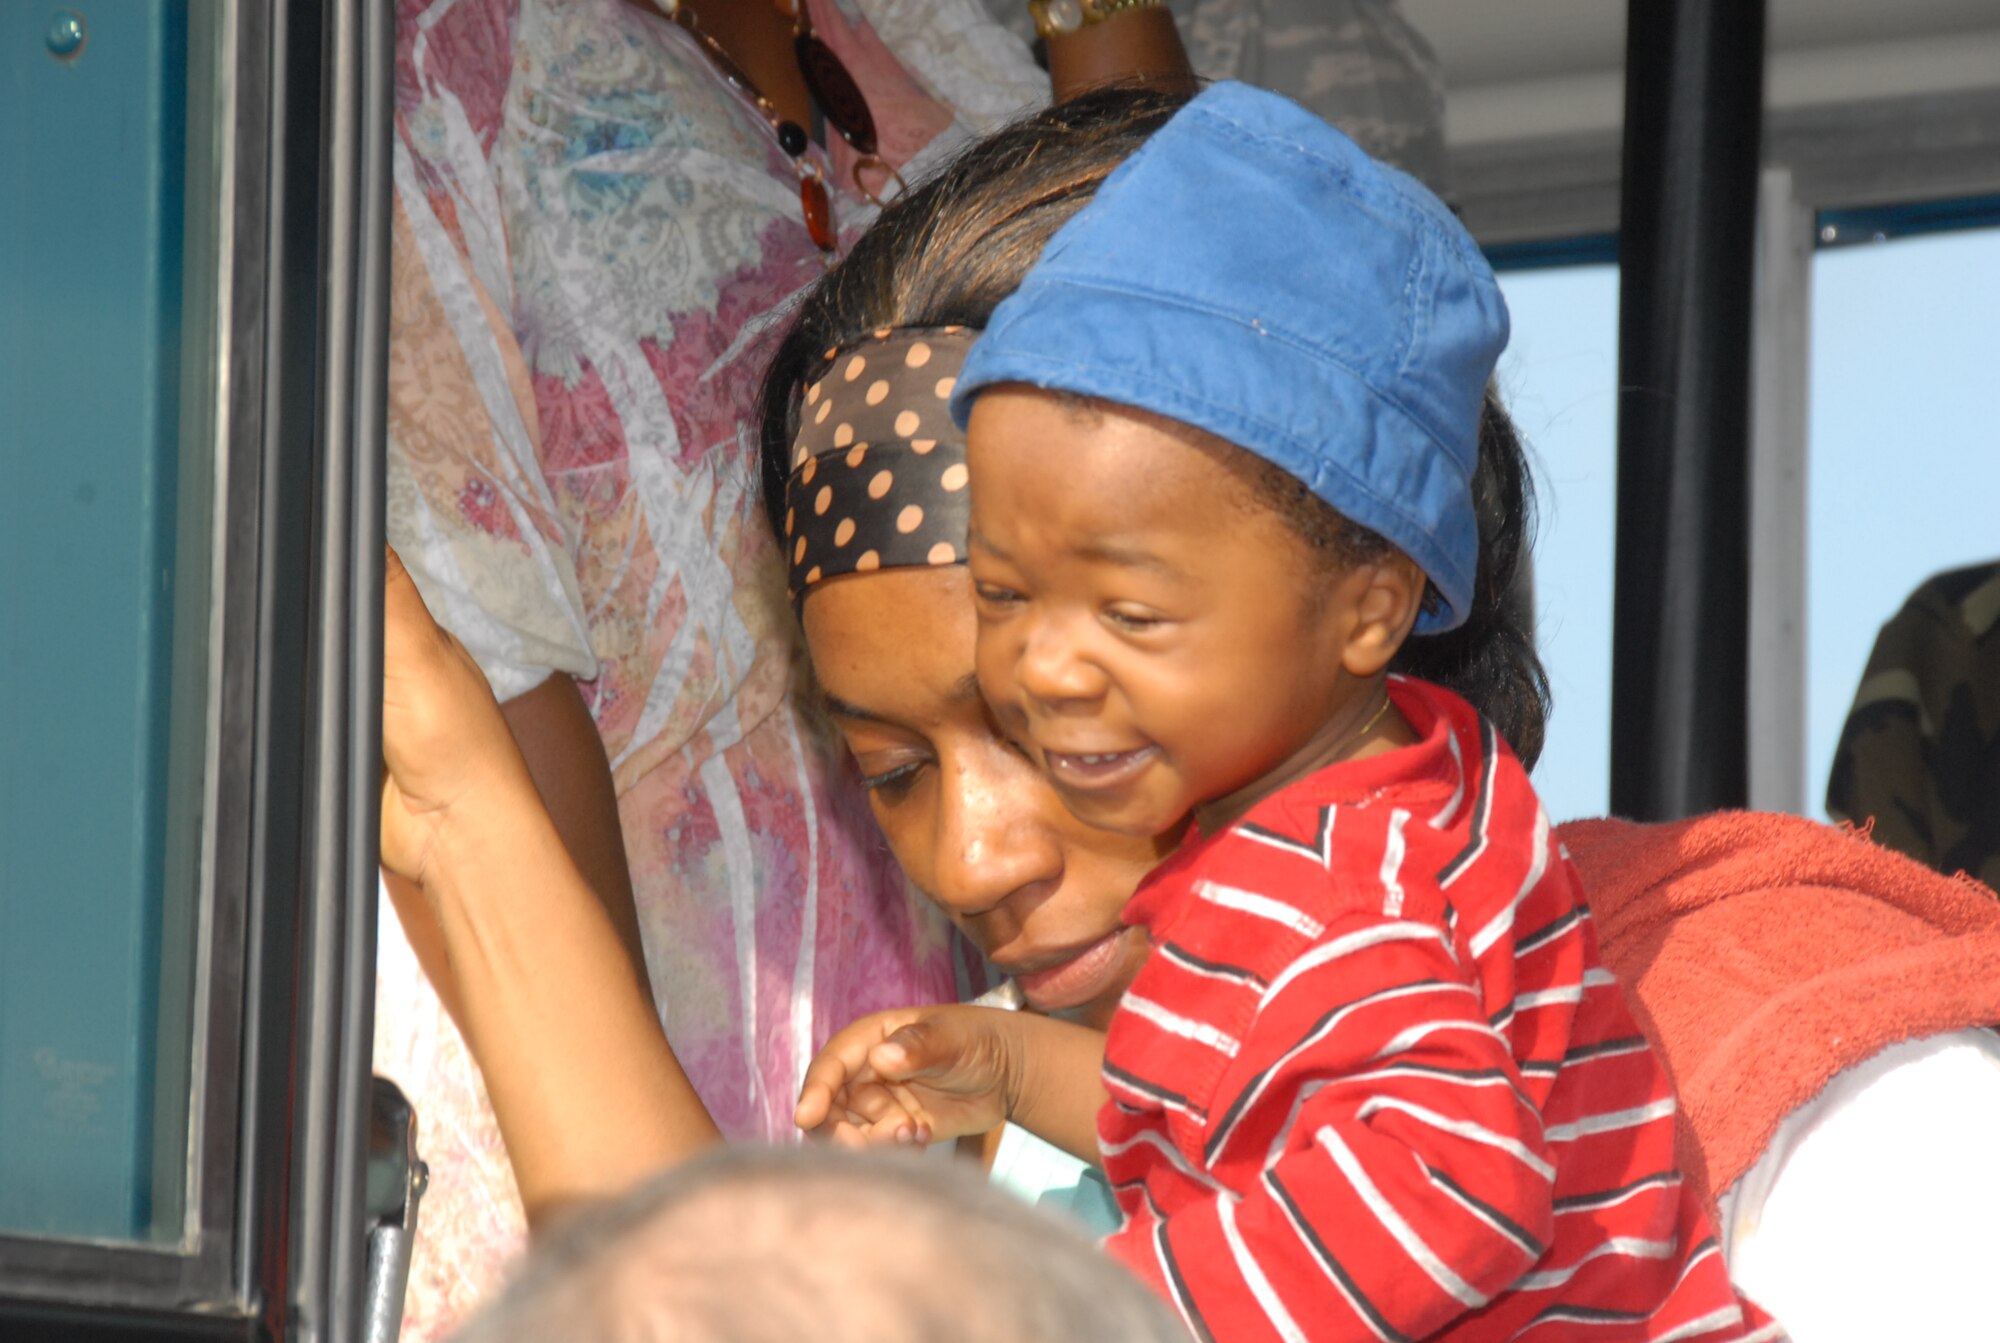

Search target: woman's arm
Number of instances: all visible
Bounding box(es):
[499,673,649,989]
[1044,6,1195,101]
[382,549,719,1225]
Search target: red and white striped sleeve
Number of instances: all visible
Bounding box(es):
[1105,910,1555,1342]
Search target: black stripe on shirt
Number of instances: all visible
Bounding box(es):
[1422,1162,1548,1258]
[1437,718,1499,888]
[1204,978,1455,1164]
[1111,1175,1174,1225]
[1104,1061,1202,1117]
[1562,1035,1651,1065]
[1552,1169,1683,1213]
[1521,1304,1651,1327]
[1154,1220,1217,1343]
[1267,1169,1411,1343]
[1515,905,1586,957]
[1362,1062,1536,1110]
[1236,804,1334,866]
[1159,940,1269,990]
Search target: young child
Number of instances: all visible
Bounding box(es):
[797,83,1778,1342]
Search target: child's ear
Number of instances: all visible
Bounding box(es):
[1339,554,1427,678]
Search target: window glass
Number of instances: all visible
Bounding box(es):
[1494,263,1621,823]
[0,0,222,1242]
[1806,223,2000,819]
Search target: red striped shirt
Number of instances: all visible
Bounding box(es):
[1099,678,1778,1342]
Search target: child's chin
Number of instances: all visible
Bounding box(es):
[1053,787,1183,842]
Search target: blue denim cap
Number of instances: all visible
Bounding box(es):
[950,81,1508,633]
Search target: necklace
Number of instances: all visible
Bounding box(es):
[1351,691,1395,745]
[651,0,906,256]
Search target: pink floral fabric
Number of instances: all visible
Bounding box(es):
[377,1,1038,1335]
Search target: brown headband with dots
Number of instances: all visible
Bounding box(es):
[785,327,977,608]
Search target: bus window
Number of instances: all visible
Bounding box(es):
[1806,218,2000,819]
[0,0,218,1245]
[3,2,391,1330]
[1495,259,1621,823]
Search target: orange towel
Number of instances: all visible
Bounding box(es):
[1558,810,2000,1220]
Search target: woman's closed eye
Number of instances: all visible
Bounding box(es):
[858,758,928,799]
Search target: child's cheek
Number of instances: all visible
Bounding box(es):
[972,621,1022,720]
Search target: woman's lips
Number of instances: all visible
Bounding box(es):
[1042,745,1158,792]
[1007,930,1132,1011]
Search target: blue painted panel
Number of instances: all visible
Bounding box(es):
[0,2,189,1240]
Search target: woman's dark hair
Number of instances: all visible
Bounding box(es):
[757,86,1189,537]
[757,87,1549,768]
[1393,394,1549,768]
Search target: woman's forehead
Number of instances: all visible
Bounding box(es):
[802,566,979,718]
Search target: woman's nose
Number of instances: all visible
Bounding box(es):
[927,745,1062,919]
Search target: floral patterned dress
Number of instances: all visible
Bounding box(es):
[377,1,1039,1334]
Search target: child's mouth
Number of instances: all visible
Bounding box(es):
[1042,745,1159,790]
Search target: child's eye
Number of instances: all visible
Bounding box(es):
[1104,605,1167,633]
[973,582,1025,609]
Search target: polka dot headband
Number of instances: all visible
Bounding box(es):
[785,326,975,608]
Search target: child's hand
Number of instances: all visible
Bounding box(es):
[380,545,531,888]
[795,1006,1025,1148]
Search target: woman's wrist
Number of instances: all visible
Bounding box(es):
[414,768,723,1221]
[1042,5,1195,102]
[419,754,554,876]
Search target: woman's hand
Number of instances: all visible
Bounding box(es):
[381,545,535,889]
[380,546,721,1222]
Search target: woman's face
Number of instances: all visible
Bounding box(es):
[803,565,1174,1027]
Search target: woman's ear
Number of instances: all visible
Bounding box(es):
[1338,553,1427,678]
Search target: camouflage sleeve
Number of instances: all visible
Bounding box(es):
[1826,562,2000,893]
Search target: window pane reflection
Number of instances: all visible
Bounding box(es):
[0,0,222,1243]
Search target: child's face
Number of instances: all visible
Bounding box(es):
[965,389,1412,839]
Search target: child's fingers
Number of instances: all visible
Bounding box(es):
[838,1079,917,1129]
[797,1010,927,1129]
[824,1117,878,1151]
[864,1112,931,1146]
[796,1045,867,1130]
[795,1065,858,1130]
[794,1082,835,1132]
[868,1014,991,1086]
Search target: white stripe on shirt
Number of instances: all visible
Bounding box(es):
[1544,1096,1679,1144]
[1196,880,1325,938]
[1123,993,1242,1057]
[1316,1124,1490,1309]
[1218,1194,1311,1343]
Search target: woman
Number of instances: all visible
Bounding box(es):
[384,88,2000,1337]
[379,2,1187,1329]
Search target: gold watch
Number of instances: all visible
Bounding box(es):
[1028,0,1166,40]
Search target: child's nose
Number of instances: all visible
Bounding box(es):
[1015,618,1106,707]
